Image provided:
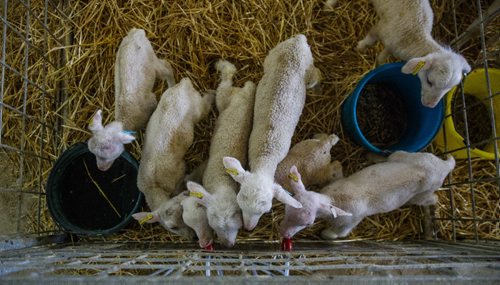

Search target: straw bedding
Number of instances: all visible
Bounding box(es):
[2,0,498,242]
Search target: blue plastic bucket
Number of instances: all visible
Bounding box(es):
[341,62,444,155]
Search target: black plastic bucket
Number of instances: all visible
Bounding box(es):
[46,143,143,235]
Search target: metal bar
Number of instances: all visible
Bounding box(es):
[432,217,499,222]
[449,0,459,242]
[0,15,59,69]
[0,143,53,162]
[214,255,224,276]
[420,240,500,254]
[460,40,479,246]
[173,258,193,277]
[439,137,500,155]
[55,0,70,150]
[438,93,453,241]
[465,0,488,244]
[16,229,59,235]
[442,176,500,187]
[37,0,50,236]
[451,0,500,49]
[3,260,498,273]
[476,0,500,198]
[16,0,33,235]
[0,188,47,196]
[0,0,7,144]
[445,91,500,119]
[148,268,171,277]
[17,0,68,49]
[2,276,500,284]
[205,255,211,276]
[237,253,246,276]
[47,0,72,22]
[19,253,494,264]
[161,268,175,276]
[3,252,498,268]
[0,59,51,95]
[0,102,58,134]
[451,0,480,244]
[35,0,45,237]
[0,234,66,252]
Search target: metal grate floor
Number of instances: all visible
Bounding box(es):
[0,240,499,284]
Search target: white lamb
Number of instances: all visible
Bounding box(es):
[181,195,213,249]
[131,78,213,239]
[88,28,175,171]
[223,34,321,231]
[177,161,208,245]
[355,0,471,108]
[275,133,343,192]
[88,110,135,170]
[280,165,351,239]
[184,60,256,247]
[280,151,455,240]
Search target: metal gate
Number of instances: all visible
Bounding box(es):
[0,0,499,283]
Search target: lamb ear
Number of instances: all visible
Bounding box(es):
[401,57,432,75]
[186,181,212,207]
[312,133,328,140]
[222,156,248,183]
[460,57,471,74]
[329,205,352,218]
[89,109,103,132]
[327,134,340,146]
[115,132,135,144]
[132,212,160,224]
[273,183,302,209]
[288,165,306,194]
[317,201,351,218]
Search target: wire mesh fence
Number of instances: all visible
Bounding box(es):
[0,0,499,281]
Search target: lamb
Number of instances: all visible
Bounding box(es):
[223,34,321,231]
[179,160,212,249]
[131,78,213,239]
[87,110,135,171]
[280,165,351,239]
[275,133,343,192]
[322,151,455,239]
[181,195,213,249]
[184,60,256,247]
[88,28,175,171]
[177,161,209,245]
[280,151,455,240]
[355,0,471,108]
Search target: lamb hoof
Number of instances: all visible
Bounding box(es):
[215,60,236,75]
[321,228,339,240]
[355,42,366,51]
[323,0,338,10]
